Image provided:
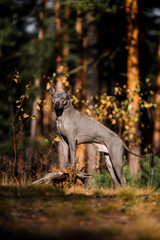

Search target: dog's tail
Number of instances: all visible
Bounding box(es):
[122,142,146,158]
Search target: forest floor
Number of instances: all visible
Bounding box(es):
[0,185,160,240]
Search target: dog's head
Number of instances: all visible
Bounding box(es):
[51,84,72,110]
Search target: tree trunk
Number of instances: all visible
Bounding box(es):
[86,12,99,99]
[30,1,45,142]
[27,1,46,177]
[55,0,65,167]
[153,29,160,155]
[63,0,70,73]
[55,0,64,91]
[43,90,52,137]
[74,10,87,171]
[126,0,140,173]
[85,12,99,173]
[30,79,41,142]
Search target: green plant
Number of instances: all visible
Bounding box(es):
[91,170,113,188]
[123,165,140,187]
[140,155,160,189]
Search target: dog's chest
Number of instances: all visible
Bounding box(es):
[56,119,68,137]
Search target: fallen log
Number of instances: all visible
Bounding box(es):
[32,167,91,188]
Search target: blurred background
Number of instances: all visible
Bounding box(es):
[0,0,160,185]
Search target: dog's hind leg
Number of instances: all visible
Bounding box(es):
[104,153,120,188]
[109,147,126,187]
[114,164,126,187]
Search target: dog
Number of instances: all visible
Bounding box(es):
[51,84,143,187]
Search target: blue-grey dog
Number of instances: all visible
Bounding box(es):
[51,85,142,187]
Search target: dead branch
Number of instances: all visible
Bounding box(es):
[32,167,90,188]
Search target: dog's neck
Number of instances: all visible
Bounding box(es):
[55,100,74,118]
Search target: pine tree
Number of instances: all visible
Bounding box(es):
[153,29,160,155]
[126,0,140,173]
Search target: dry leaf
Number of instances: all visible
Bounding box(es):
[31,115,37,119]
[23,113,29,118]
[46,82,51,90]
[54,136,60,142]
[36,104,40,110]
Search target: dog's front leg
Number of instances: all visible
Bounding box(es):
[69,140,76,169]
[61,138,69,168]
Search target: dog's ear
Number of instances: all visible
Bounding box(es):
[65,85,72,97]
[50,84,56,95]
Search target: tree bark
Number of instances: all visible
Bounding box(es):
[63,0,70,73]
[126,0,140,173]
[85,12,99,173]
[42,90,52,137]
[86,12,99,99]
[27,1,46,178]
[30,2,45,143]
[55,0,64,91]
[153,29,160,155]
[55,0,65,167]
[74,10,87,171]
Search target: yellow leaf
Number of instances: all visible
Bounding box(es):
[20,95,25,99]
[144,147,148,153]
[25,84,30,88]
[21,108,24,111]
[53,72,56,77]
[38,99,42,104]
[23,113,29,118]
[114,87,119,93]
[16,100,21,103]
[61,76,67,83]
[76,89,80,93]
[95,155,100,160]
[134,117,138,122]
[36,104,40,110]
[65,81,69,87]
[17,105,21,108]
[149,103,153,108]
[31,115,37,119]
[60,65,64,71]
[18,116,22,121]
[86,109,91,116]
[46,82,51,90]
[45,138,48,142]
[52,140,55,144]
[149,90,154,95]
[54,136,60,142]
[111,119,116,125]
[25,93,29,99]
[101,99,106,104]
[89,105,94,109]
[14,78,18,83]
[129,134,133,140]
